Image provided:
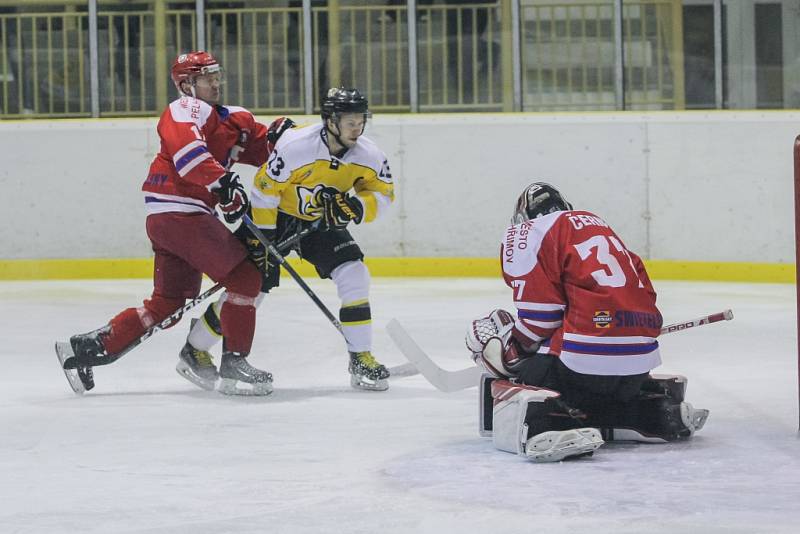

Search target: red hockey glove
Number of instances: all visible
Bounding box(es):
[266,116,296,154]
[213,172,249,223]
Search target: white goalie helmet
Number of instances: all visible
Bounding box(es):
[465,309,517,378]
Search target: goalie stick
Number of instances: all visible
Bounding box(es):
[388,309,735,393]
[55,224,318,394]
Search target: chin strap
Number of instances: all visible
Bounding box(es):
[321,125,348,158]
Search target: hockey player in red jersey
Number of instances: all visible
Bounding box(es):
[58,51,291,396]
[467,182,709,462]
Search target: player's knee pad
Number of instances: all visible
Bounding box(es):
[221,259,262,298]
[142,295,186,327]
[331,260,370,303]
[488,379,561,455]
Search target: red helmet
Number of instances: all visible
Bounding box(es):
[170,51,221,92]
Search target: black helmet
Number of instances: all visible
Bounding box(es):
[511,182,573,224]
[321,87,369,121]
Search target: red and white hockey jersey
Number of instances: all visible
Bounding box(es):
[142,97,269,215]
[501,210,662,376]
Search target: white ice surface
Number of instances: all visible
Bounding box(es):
[1,278,798,533]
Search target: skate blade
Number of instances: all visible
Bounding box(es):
[175,361,217,391]
[350,374,389,392]
[681,402,710,434]
[55,341,86,395]
[217,377,273,396]
[526,428,604,463]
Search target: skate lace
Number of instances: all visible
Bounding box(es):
[354,351,382,370]
[192,349,215,368]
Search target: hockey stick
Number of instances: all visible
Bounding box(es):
[660,309,733,334]
[58,224,317,374]
[243,215,344,332]
[387,319,481,392]
[241,216,411,379]
[388,309,735,393]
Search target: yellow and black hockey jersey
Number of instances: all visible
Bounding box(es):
[250,122,394,229]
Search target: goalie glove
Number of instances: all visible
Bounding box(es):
[465,309,539,378]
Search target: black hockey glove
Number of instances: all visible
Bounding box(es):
[266,116,296,154]
[234,223,273,273]
[213,172,249,223]
[320,192,364,230]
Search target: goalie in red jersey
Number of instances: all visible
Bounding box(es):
[467,183,709,462]
[57,51,293,396]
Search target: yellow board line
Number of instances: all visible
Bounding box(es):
[0,257,794,283]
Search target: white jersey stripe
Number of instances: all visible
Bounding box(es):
[177,151,212,177]
[560,349,661,376]
[250,188,281,208]
[172,140,206,164]
[513,320,546,342]
[521,317,563,329]
[563,332,658,345]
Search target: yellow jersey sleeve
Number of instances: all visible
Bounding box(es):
[352,155,394,223]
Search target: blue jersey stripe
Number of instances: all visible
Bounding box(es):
[518,309,564,321]
[562,340,659,355]
[175,146,208,171]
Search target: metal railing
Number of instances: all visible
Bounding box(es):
[0,0,686,119]
[521,0,683,111]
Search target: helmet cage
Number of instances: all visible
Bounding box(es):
[511,182,573,224]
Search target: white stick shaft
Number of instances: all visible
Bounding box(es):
[660,309,734,335]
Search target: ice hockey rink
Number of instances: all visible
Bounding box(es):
[1,276,797,533]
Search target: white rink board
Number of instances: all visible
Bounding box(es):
[1,112,796,262]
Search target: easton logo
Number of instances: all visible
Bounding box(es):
[593,311,613,328]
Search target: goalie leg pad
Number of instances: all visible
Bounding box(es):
[525,428,604,463]
[489,380,604,461]
[601,375,708,442]
[489,379,562,455]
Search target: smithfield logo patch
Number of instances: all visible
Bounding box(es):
[593,311,613,328]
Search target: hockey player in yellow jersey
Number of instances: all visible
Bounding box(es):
[182,87,395,391]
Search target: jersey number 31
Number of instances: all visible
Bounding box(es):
[573,235,644,289]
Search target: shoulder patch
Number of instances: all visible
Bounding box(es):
[168,97,213,126]
[501,212,562,278]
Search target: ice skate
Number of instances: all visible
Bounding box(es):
[68,326,110,367]
[680,402,709,436]
[55,341,94,394]
[217,352,273,396]
[348,351,389,391]
[176,342,218,391]
[54,326,111,394]
[524,428,604,463]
